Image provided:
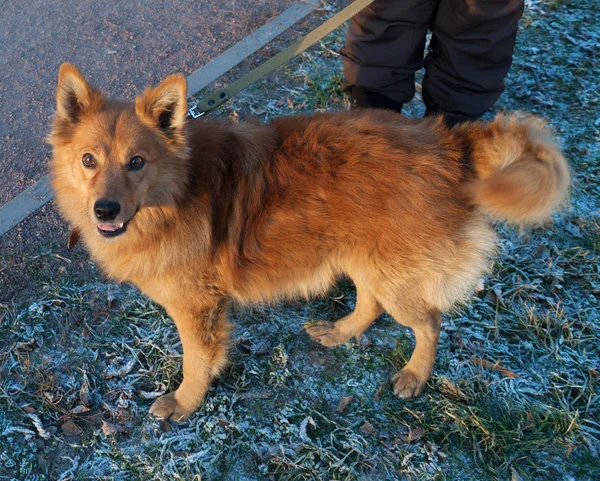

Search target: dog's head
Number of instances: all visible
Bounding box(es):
[48,63,190,246]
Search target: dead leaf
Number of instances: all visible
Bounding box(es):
[299,416,316,444]
[285,98,306,110]
[103,357,136,379]
[336,396,354,414]
[71,405,90,415]
[138,383,167,399]
[61,420,82,436]
[160,419,173,433]
[359,421,374,434]
[67,228,81,249]
[44,392,57,403]
[116,407,131,424]
[101,421,119,436]
[101,419,130,436]
[80,380,90,407]
[471,358,519,378]
[403,426,425,443]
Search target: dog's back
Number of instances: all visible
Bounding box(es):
[201,109,568,314]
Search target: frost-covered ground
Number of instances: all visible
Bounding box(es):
[1,0,599,480]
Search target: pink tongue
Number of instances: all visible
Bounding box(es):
[98,224,119,231]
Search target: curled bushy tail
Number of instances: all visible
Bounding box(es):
[462,113,570,226]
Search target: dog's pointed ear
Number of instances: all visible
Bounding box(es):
[135,74,188,138]
[56,63,103,123]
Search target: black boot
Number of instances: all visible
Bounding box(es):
[424,107,474,128]
[349,86,403,113]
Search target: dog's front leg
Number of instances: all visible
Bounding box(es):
[149,298,231,422]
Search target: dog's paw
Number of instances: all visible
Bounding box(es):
[392,369,427,399]
[305,320,349,347]
[149,392,198,422]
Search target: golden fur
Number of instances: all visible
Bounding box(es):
[49,64,570,421]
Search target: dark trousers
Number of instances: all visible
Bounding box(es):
[341,0,525,121]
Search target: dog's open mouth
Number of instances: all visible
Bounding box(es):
[97,222,128,237]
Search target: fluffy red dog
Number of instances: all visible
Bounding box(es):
[49,64,569,421]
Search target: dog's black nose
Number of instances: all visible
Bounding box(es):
[94,199,121,221]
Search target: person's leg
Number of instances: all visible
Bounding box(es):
[342,0,438,112]
[423,0,525,124]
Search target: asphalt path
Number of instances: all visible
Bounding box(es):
[0,0,299,205]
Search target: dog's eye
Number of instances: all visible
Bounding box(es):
[129,156,145,171]
[81,153,96,168]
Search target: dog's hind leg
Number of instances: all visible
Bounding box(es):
[381,299,442,399]
[306,283,383,347]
